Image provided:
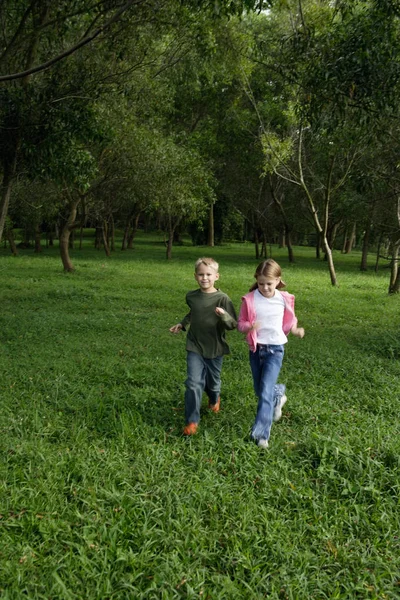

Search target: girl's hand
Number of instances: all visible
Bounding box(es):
[215,307,225,316]
[292,326,305,338]
[169,323,182,334]
[246,321,260,333]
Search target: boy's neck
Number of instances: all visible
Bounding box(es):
[200,286,218,294]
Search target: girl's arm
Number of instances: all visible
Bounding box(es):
[291,324,305,338]
[237,300,254,334]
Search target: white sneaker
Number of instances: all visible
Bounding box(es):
[273,394,287,422]
[258,438,269,448]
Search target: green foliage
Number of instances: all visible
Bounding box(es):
[0,236,399,598]
[261,132,294,174]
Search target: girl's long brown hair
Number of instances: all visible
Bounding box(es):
[249,259,286,291]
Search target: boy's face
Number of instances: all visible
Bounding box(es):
[194,264,219,292]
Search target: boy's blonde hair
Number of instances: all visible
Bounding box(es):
[194,257,219,273]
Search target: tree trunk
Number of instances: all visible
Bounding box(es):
[59,199,80,272]
[324,240,337,286]
[268,177,295,262]
[388,242,400,294]
[327,221,340,250]
[254,228,260,259]
[207,204,214,247]
[341,225,348,253]
[360,221,372,272]
[286,226,295,263]
[374,233,384,273]
[166,229,174,259]
[344,222,356,253]
[0,150,19,245]
[121,218,131,250]
[110,215,115,252]
[95,227,102,249]
[166,215,180,259]
[102,220,111,257]
[34,225,42,253]
[315,231,321,259]
[261,232,268,258]
[7,229,18,256]
[127,213,140,249]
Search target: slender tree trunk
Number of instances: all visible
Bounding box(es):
[344,222,356,253]
[0,150,19,244]
[268,177,295,263]
[7,229,18,256]
[328,221,340,250]
[261,232,268,258]
[285,225,295,263]
[374,233,384,273]
[342,225,348,253]
[166,229,174,259]
[207,204,214,247]
[110,215,115,252]
[127,213,140,249]
[298,135,337,284]
[34,225,42,253]
[59,199,80,272]
[95,227,102,249]
[121,218,131,250]
[315,231,321,259]
[102,220,111,257]
[388,242,400,294]
[360,219,373,272]
[254,228,260,259]
[166,215,180,259]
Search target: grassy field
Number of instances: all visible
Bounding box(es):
[1,233,399,599]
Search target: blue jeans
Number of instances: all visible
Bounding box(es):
[185,351,223,424]
[249,344,285,441]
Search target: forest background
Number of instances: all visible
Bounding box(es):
[1,0,400,292]
[1,1,400,597]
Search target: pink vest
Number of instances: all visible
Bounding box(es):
[237,290,298,352]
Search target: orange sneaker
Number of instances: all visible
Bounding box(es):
[208,397,221,413]
[183,422,198,435]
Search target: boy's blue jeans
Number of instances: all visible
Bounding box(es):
[249,344,285,441]
[185,351,223,424]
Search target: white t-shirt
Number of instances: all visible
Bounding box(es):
[254,289,287,345]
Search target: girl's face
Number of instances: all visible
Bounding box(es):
[256,275,280,298]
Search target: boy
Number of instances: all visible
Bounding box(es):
[169,257,237,435]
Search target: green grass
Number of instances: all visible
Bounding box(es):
[1,234,399,599]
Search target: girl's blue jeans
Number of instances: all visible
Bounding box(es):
[185,351,223,424]
[249,344,285,441]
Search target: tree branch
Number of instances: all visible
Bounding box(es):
[0,0,140,82]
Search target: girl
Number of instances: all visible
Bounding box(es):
[238,259,305,448]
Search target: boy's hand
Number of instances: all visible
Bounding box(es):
[292,326,305,338]
[169,323,183,334]
[215,307,225,316]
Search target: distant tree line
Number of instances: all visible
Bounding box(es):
[1,0,400,292]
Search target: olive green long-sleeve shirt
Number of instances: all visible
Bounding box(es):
[180,289,237,359]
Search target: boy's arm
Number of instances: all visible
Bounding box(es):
[180,311,191,331]
[169,311,191,334]
[216,297,237,330]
